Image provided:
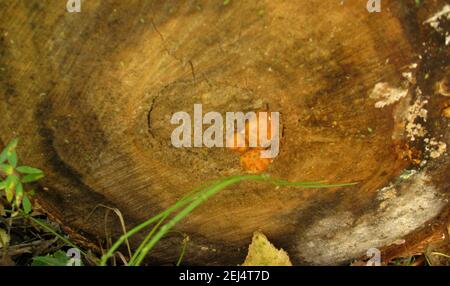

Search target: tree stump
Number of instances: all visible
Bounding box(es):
[0,0,449,265]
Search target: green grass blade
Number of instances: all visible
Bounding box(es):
[104,174,356,266]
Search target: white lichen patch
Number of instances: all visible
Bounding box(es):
[424,4,450,32]
[424,4,450,46]
[404,93,428,141]
[377,184,397,201]
[402,72,414,84]
[295,171,446,265]
[370,82,409,108]
[425,138,447,159]
[377,184,398,210]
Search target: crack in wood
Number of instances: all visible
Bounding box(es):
[147,94,160,138]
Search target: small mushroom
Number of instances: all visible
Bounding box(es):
[240,149,273,174]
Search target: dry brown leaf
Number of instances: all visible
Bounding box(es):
[0,228,10,248]
[242,231,292,266]
[0,202,5,216]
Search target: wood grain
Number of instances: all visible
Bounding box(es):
[0,0,448,265]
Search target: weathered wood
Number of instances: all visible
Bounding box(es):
[0,0,448,265]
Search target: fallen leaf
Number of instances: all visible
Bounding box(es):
[242,231,292,266]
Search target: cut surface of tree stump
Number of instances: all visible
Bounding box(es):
[0,0,449,265]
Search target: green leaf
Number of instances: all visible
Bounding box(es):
[0,139,19,163]
[0,164,14,175]
[0,150,6,163]
[31,251,71,266]
[21,173,44,183]
[5,175,18,203]
[0,181,5,190]
[7,151,18,167]
[32,250,83,266]
[22,194,32,214]
[16,166,43,175]
[15,181,24,208]
[6,138,19,152]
